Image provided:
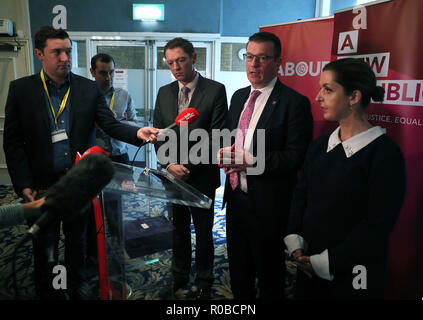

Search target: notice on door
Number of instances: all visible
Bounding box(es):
[114,69,128,91]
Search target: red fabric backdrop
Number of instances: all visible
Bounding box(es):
[261,17,336,138]
[261,0,423,299]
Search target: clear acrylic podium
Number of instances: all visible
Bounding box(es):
[97,162,212,300]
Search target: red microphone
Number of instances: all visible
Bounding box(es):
[170,107,199,129]
[141,108,199,146]
[75,146,110,164]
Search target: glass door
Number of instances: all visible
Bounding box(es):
[91,40,152,167]
[69,36,214,170]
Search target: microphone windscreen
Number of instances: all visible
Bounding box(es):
[175,108,199,127]
[42,153,114,220]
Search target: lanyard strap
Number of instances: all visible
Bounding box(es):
[109,91,115,110]
[40,69,70,127]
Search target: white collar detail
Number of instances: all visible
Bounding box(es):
[250,76,277,95]
[327,126,386,157]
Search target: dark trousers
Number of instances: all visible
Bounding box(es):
[171,200,215,289]
[28,207,89,299]
[85,204,98,279]
[226,188,285,299]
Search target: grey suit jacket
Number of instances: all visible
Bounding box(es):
[153,74,228,197]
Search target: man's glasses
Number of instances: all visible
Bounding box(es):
[243,53,276,64]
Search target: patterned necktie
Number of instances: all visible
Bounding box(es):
[178,86,191,113]
[230,90,262,190]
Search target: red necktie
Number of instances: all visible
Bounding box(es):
[230,90,262,190]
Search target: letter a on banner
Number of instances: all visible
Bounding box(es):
[338,30,358,54]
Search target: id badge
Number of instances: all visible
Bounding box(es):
[51,129,68,143]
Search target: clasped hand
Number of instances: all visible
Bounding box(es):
[167,164,190,180]
[291,249,315,278]
[217,144,254,174]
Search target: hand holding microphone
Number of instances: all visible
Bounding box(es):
[130,108,199,167]
[140,108,200,147]
[137,126,160,144]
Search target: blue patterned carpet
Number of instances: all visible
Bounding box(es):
[116,187,233,300]
[0,185,295,300]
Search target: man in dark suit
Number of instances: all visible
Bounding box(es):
[218,32,313,299]
[3,26,158,299]
[153,38,227,299]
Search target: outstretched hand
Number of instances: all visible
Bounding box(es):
[137,126,160,143]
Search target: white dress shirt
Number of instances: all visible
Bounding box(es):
[239,77,278,193]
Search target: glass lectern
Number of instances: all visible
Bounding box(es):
[97,162,212,300]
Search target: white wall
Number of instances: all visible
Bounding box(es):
[0,0,33,185]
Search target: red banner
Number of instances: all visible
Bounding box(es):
[261,0,423,299]
[261,17,335,138]
[332,0,423,300]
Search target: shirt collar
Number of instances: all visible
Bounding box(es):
[250,76,277,95]
[178,70,199,92]
[43,70,71,87]
[327,126,386,157]
[104,86,115,96]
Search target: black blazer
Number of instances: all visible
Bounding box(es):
[153,74,228,197]
[3,72,141,196]
[223,79,313,234]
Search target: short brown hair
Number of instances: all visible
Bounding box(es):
[164,37,195,57]
[91,53,115,70]
[34,26,71,51]
[248,31,282,59]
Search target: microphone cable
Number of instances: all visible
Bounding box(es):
[130,144,143,168]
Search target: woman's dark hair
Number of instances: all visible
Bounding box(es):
[323,58,385,108]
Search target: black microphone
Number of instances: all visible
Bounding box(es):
[27,153,115,237]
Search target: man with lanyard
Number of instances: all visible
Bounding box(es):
[90,53,138,165]
[3,26,159,300]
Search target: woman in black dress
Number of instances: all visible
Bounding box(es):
[284,58,406,299]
